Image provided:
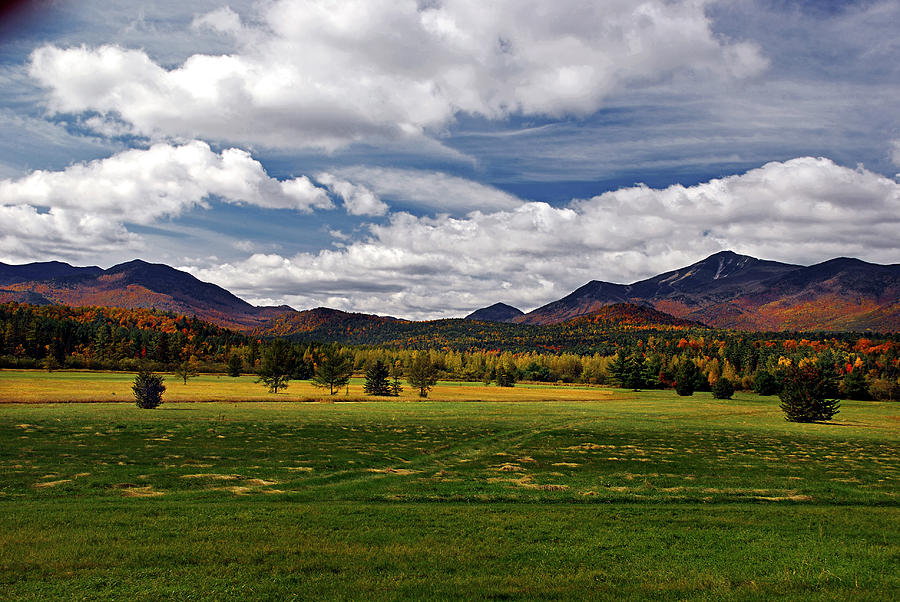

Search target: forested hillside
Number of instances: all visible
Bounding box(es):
[2,301,898,401]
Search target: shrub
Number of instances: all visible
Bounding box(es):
[133,369,165,409]
[711,377,734,400]
[779,364,840,423]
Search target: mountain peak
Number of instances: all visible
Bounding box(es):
[465,302,524,323]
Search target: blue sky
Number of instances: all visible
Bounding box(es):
[0,0,898,318]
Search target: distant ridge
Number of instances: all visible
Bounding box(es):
[2,249,899,333]
[465,302,524,323]
[0,258,293,330]
[513,250,900,331]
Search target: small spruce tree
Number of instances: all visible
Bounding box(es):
[364,360,391,396]
[389,361,404,397]
[779,364,840,423]
[133,369,165,409]
[675,360,699,396]
[712,377,735,400]
[227,353,242,377]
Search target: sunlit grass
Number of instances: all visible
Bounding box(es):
[0,373,897,599]
[0,369,617,403]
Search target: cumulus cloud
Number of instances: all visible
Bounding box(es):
[328,167,523,212]
[28,0,767,149]
[187,157,900,319]
[316,173,389,216]
[0,140,332,262]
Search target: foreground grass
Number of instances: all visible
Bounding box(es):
[1,375,898,599]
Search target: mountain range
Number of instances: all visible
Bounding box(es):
[1,250,898,334]
[479,251,900,332]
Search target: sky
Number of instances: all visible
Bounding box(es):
[0,0,898,319]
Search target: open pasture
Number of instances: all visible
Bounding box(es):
[1,372,898,599]
[0,369,616,404]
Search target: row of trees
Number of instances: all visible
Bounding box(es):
[3,302,898,401]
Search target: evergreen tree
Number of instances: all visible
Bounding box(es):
[609,348,629,385]
[841,368,870,400]
[364,360,391,396]
[622,351,647,391]
[712,377,735,399]
[753,370,778,396]
[815,349,841,398]
[132,369,165,409]
[311,347,353,395]
[779,364,840,423]
[675,359,699,396]
[407,352,438,398]
[390,361,404,396]
[257,338,297,393]
[227,353,242,377]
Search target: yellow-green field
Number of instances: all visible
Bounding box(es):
[0,369,616,403]
[1,370,898,599]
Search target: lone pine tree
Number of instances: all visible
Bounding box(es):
[364,360,391,396]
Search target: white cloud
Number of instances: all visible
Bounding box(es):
[316,173,388,216]
[28,0,767,149]
[187,157,900,320]
[328,166,523,212]
[0,204,139,264]
[191,7,243,35]
[0,140,332,262]
[0,140,332,222]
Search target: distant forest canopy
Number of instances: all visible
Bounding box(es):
[1,302,898,400]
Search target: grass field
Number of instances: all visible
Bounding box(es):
[1,370,898,599]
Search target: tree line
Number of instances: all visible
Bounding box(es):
[2,302,898,401]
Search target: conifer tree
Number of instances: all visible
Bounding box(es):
[390,361,404,396]
[779,364,840,422]
[364,360,391,396]
[311,347,353,395]
[133,369,165,409]
[675,359,699,396]
[407,352,438,398]
[257,338,297,393]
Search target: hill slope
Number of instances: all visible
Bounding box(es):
[3,250,898,335]
[0,259,292,329]
[465,303,525,323]
[515,251,899,331]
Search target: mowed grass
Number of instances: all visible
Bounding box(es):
[0,369,617,403]
[1,371,898,599]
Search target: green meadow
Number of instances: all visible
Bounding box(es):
[1,371,898,599]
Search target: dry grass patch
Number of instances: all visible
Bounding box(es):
[33,479,71,488]
[119,485,165,498]
[367,467,419,475]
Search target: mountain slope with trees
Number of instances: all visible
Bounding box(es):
[2,250,898,334]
